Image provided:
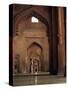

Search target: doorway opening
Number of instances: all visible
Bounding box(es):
[28,42,42,73]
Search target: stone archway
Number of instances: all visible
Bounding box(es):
[14,5,59,75]
[27,42,42,73]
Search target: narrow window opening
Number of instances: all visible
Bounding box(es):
[31,16,39,23]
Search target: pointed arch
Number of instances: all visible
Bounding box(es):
[14,8,49,36]
[27,42,42,50]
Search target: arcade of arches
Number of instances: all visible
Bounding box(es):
[11,4,66,75]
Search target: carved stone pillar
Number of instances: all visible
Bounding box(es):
[58,7,65,73]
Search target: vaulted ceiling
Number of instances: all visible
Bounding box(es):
[13,4,50,31]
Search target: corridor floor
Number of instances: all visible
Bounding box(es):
[13,73,66,86]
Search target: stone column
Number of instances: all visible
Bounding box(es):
[58,7,65,73]
[49,7,58,75]
[31,59,34,73]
